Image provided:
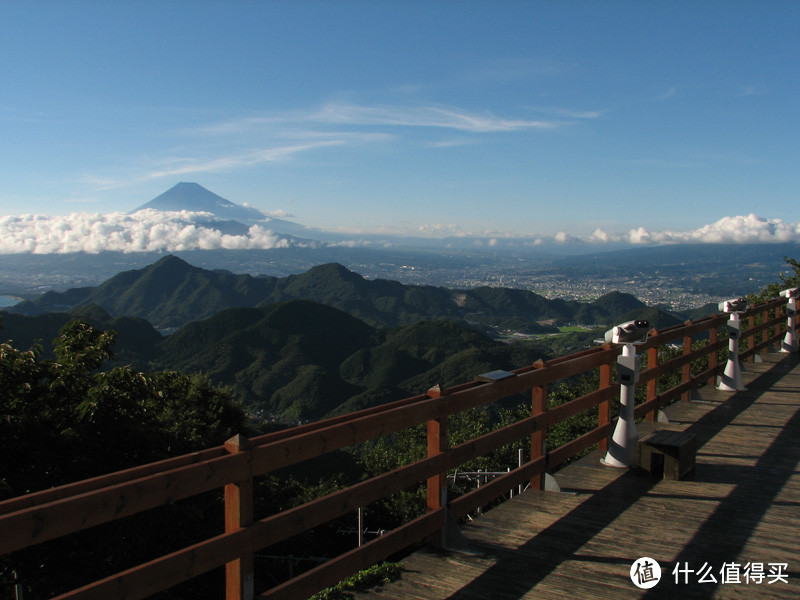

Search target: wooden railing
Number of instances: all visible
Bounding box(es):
[1,296,794,599]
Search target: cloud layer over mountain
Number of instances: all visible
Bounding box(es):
[0,210,294,254]
[0,211,798,255]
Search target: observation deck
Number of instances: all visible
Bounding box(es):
[356,352,800,599]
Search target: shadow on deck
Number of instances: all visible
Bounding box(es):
[356,353,800,599]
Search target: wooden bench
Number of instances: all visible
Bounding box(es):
[638,430,697,480]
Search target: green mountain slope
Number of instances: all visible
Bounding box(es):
[261,262,461,326]
[10,255,665,335]
[151,300,539,421]
[12,255,279,330]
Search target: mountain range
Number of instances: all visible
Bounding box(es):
[9,255,680,332]
[1,255,700,421]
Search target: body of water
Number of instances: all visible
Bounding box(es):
[0,295,22,308]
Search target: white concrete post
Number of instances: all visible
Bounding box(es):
[718,313,746,391]
[601,343,640,468]
[781,293,798,353]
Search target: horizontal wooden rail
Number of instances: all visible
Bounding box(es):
[257,509,445,600]
[2,294,795,600]
[449,457,548,520]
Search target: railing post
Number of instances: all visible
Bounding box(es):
[707,326,719,386]
[681,324,693,402]
[224,434,254,600]
[645,337,659,421]
[745,313,756,362]
[426,384,448,547]
[597,354,613,453]
[530,359,547,490]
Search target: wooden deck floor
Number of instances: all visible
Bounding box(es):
[356,353,800,599]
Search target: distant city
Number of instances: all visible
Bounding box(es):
[0,241,791,313]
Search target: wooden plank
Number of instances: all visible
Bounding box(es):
[597,363,612,453]
[426,414,447,517]
[531,375,547,490]
[55,528,249,600]
[446,414,545,470]
[224,435,255,600]
[248,452,447,553]
[545,385,616,425]
[0,447,228,516]
[0,451,250,554]
[56,454,451,599]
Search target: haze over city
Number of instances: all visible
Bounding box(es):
[2,0,799,250]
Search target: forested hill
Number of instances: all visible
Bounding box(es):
[10,254,668,333]
[1,300,538,422]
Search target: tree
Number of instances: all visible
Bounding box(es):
[1,318,247,598]
[748,256,800,304]
[1,319,246,498]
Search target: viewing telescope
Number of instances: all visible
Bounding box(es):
[604,320,650,345]
[718,298,747,313]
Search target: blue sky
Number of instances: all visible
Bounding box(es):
[2,0,799,242]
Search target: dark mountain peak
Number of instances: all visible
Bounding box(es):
[69,302,113,323]
[307,263,364,282]
[264,298,371,331]
[284,263,367,293]
[591,291,645,311]
[148,254,195,272]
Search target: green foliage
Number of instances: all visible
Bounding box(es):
[1,318,250,598]
[152,303,541,421]
[310,562,403,600]
[0,305,162,366]
[0,319,245,498]
[748,256,800,304]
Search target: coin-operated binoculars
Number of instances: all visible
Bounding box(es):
[780,288,799,353]
[717,298,748,391]
[601,320,650,468]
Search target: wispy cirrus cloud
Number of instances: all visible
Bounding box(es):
[78,141,346,192]
[193,99,577,136]
[144,140,346,179]
[311,101,563,132]
[81,97,590,193]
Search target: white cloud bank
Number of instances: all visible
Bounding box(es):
[609,214,800,245]
[0,212,798,255]
[0,210,295,254]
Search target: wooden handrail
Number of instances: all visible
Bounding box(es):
[1,296,794,600]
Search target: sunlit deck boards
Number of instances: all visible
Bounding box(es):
[356,353,800,599]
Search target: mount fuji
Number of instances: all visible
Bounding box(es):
[132,182,311,237]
